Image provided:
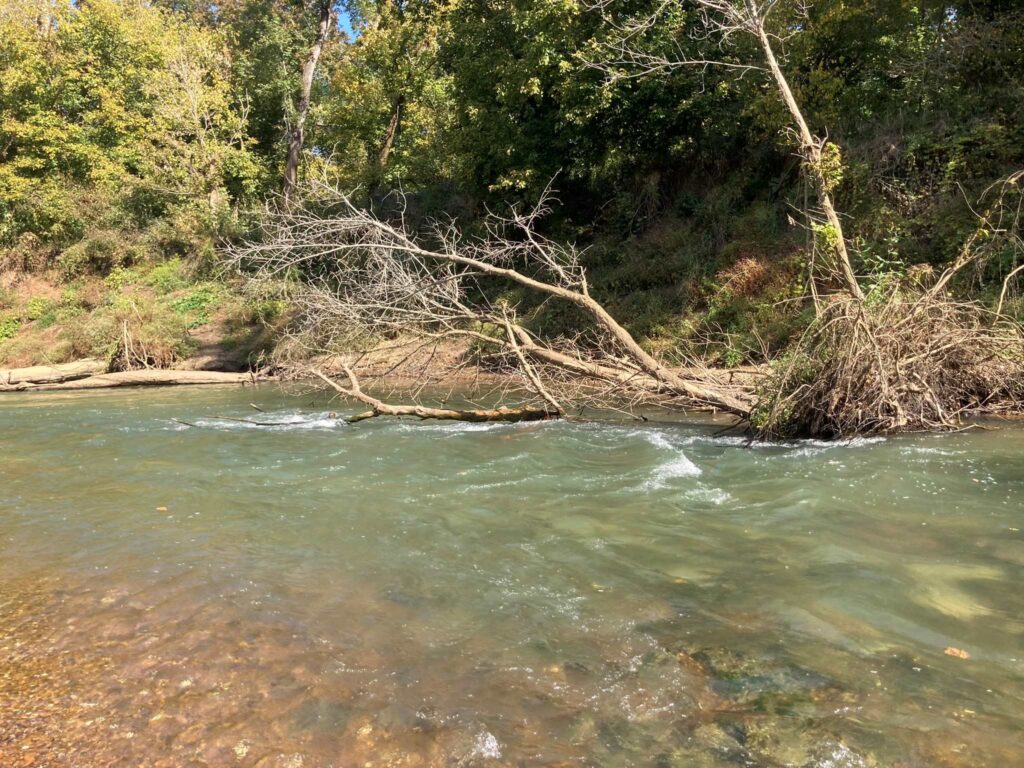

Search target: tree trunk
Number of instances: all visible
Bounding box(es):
[748,2,863,301]
[283,0,332,203]
[1,369,260,392]
[377,94,405,171]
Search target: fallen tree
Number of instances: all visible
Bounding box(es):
[230,183,755,424]
[1,368,261,392]
[1,359,107,387]
[230,177,1023,436]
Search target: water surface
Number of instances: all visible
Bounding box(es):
[1,387,1022,767]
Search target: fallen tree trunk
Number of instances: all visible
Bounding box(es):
[311,367,558,423]
[2,369,261,392]
[1,359,107,387]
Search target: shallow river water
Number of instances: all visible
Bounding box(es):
[1,386,1022,767]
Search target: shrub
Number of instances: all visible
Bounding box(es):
[25,296,57,327]
[57,231,137,279]
[169,284,220,328]
[104,266,140,291]
[145,258,189,293]
[0,314,21,341]
[66,291,193,369]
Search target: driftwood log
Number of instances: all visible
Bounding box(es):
[1,365,260,392]
[1,359,107,387]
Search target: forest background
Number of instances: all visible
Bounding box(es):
[1,0,1021,379]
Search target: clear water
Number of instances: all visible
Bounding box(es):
[1,387,1022,767]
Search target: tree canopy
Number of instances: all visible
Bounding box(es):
[1,0,1022,362]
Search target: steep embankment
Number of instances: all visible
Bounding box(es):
[0,260,280,375]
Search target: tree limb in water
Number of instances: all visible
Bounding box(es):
[310,367,558,423]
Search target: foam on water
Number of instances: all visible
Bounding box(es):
[470,731,502,759]
[710,434,887,453]
[395,418,547,434]
[171,411,346,431]
[639,431,703,489]
[685,485,732,505]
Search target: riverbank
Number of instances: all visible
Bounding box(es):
[0,264,281,374]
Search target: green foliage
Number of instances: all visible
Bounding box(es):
[0,314,21,341]
[58,231,139,279]
[105,267,140,291]
[24,296,57,327]
[145,259,189,293]
[2,0,1023,368]
[169,284,220,328]
[816,143,844,193]
[0,0,263,250]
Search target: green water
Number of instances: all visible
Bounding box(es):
[1,386,1022,767]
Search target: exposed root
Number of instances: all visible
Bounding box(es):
[752,290,1024,438]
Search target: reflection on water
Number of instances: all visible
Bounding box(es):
[1,387,1022,767]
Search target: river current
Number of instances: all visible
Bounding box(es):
[1,386,1022,767]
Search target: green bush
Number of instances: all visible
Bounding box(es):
[25,296,57,327]
[57,231,137,279]
[169,284,220,328]
[145,258,189,293]
[104,266,140,291]
[0,314,21,341]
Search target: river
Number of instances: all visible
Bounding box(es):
[1,386,1022,767]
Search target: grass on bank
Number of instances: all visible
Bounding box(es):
[0,254,283,370]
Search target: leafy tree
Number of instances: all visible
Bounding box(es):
[0,0,261,246]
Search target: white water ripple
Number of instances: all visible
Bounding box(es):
[641,431,702,489]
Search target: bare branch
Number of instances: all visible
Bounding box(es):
[310,367,557,423]
[230,182,753,422]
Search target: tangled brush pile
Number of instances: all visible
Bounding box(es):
[753,289,1024,438]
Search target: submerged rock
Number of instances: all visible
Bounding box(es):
[803,739,877,768]
[690,647,844,715]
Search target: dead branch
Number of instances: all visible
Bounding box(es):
[230,182,753,422]
[752,290,1024,437]
[310,367,557,423]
